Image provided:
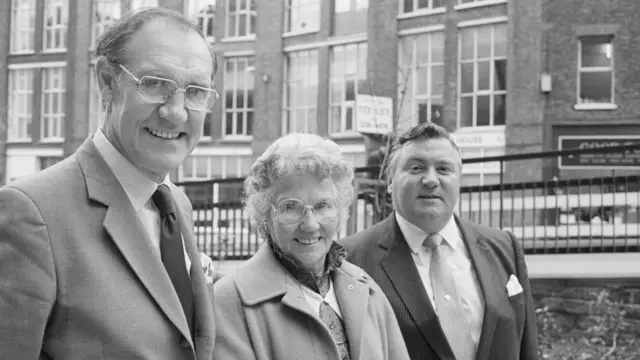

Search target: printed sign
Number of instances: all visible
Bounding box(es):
[355,94,393,135]
[558,136,640,169]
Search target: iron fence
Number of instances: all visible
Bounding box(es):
[177,144,640,260]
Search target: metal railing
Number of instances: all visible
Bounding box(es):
[177,144,640,260]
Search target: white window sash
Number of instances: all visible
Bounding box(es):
[43,0,69,51]
[223,57,253,136]
[329,42,367,133]
[576,37,614,104]
[286,0,320,33]
[10,0,36,53]
[41,68,66,140]
[91,0,121,49]
[283,50,318,134]
[8,69,34,141]
[225,0,255,38]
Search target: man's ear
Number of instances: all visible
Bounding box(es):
[95,56,116,103]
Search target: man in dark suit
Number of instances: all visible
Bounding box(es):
[0,8,219,359]
[340,123,538,360]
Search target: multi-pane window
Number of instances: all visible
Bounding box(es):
[40,157,63,170]
[41,67,66,140]
[398,32,445,132]
[189,0,216,41]
[458,23,507,127]
[401,0,443,13]
[91,0,121,48]
[333,0,368,36]
[7,69,34,142]
[578,35,614,104]
[223,57,254,137]
[10,0,36,53]
[130,0,158,10]
[283,50,319,134]
[181,155,252,180]
[88,66,105,135]
[225,0,256,38]
[329,42,367,134]
[43,0,68,51]
[285,0,320,33]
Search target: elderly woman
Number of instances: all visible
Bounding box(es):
[212,133,410,360]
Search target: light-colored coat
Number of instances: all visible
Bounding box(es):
[212,243,411,360]
[0,139,215,360]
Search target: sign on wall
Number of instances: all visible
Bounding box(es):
[355,94,393,135]
[558,135,640,169]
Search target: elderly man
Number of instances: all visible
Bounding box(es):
[0,8,218,360]
[340,123,538,360]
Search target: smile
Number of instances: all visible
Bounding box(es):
[294,237,322,245]
[146,128,183,140]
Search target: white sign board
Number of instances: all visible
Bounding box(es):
[355,94,393,135]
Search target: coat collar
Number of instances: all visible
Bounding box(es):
[75,138,215,357]
[235,243,375,359]
[377,212,500,360]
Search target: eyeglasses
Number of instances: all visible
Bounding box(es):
[271,198,340,225]
[119,64,219,112]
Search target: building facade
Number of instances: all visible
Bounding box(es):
[1,0,636,191]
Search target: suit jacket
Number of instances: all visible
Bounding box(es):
[339,213,538,360]
[0,138,215,360]
[212,243,411,360]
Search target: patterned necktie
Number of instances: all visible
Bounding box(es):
[423,233,475,360]
[319,301,350,360]
[152,184,194,337]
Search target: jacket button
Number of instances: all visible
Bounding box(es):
[179,338,190,349]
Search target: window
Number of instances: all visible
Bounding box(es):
[458,23,507,127]
[88,66,105,135]
[91,0,121,48]
[458,0,497,4]
[401,0,443,13]
[225,0,256,38]
[578,35,614,105]
[189,0,216,41]
[130,0,158,10]
[41,67,66,141]
[10,0,36,53]
[181,155,251,203]
[7,69,34,142]
[333,0,368,36]
[43,0,68,51]
[223,57,254,137]
[398,32,445,132]
[40,156,63,170]
[285,0,320,34]
[283,50,318,134]
[329,42,367,134]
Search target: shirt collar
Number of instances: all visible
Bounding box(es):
[93,129,170,212]
[395,212,461,254]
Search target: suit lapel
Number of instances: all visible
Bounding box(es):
[456,217,499,360]
[76,139,192,344]
[333,267,369,360]
[176,201,216,359]
[378,215,455,360]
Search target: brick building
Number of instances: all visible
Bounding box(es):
[1,0,637,192]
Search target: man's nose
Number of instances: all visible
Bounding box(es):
[158,90,188,124]
[421,168,438,188]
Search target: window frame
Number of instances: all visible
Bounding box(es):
[222,56,254,138]
[42,0,69,52]
[7,68,35,142]
[224,0,256,39]
[90,0,121,49]
[457,22,508,128]
[10,0,36,54]
[576,35,615,108]
[328,42,368,135]
[282,49,319,134]
[397,31,445,132]
[130,0,159,10]
[332,0,369,36]
[454,0,507,11]
[284,0,320,35]
[188,0,217,42]
[399,0,446,15]
[40,67,66,142]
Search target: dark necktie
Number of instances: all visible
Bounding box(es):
[423,233,475,360]
[152,184,194,336]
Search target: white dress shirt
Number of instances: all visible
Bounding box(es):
[300,280,344,320]
[395,213,484,347]
[93,129,191,273]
